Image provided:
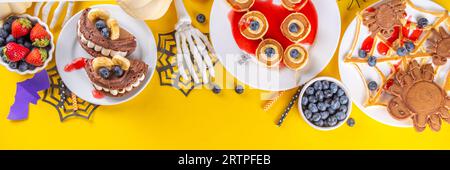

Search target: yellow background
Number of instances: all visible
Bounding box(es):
[0,0,450,150]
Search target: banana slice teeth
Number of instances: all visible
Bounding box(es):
[92,56,114,71]
[112,55,130,71]
[107,18,120,40]
[87,8,110,21]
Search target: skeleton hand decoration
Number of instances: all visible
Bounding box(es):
[34,1,74,29]
[174,0,216,84]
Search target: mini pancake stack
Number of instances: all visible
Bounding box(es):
[77,8,148,97]
[227,0,311,70]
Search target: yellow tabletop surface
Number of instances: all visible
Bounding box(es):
[0,0,450,150]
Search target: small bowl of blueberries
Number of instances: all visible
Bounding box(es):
[298,77,351,131]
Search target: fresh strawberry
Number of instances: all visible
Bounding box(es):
[3,42,30,62]
[25,48,48,66]
[11,18,32,38]
[30,24,50,47]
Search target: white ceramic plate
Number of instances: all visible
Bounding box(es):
[0,14,54,75]
[210,0,341,91]
[338,0,450,127]
[56,5,156,105]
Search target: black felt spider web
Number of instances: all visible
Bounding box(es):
[42,66,99,122]
[156,31,217,97]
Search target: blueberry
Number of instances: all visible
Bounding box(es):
[112,65,124,77]
[404,41,415,52]
[264,47,275,58]
[5,16,17,25]
[417,17,429,28]
[322,81,330,90]
[95,20,107,30]
[320,111,329,120]
[301,96,309,106]
[331,99,341,110]
[324,90,333,98]
[306,86,315,95]
[327,107,336,114]
[317,102,327,111]
[9,62,18,69]
[313,81,323,91]
[339,105,348,113]
[101,27,110,38]
[337,88,345,97]
[335,112,347,121]
[330,83,338,94]
[249,20,260,31]
[0,29,7,38]
[396,47,407,56]
[324,99,332,108]
[289,49,300,59]
[18,61,28,72]
[367,56,377,67]
[339,96,349,105]
[327,116,338,127]
[3,23,11,33]
[333,94,340,101]
[46,45,52,52]
[358,49,367,58]
[16,37,25,45]
[24,41,32,49]
[311,113,321,122]
[196,14,206,24]
[322,120,330,127]
[6,34,15,43]
[308,95,317,104]
[314,119,324,127]
[235,85,244,94]
[27,63,35,70]
[0,38,5,46]
[304,110,312,120]
[368,81,378,91]
[315,90,325,101]
[289,23,299,33]
[347,118,356,127]
[308,103,319,113]
[212,85,221,94]
[1,55,9,64]
[98,67,110,79]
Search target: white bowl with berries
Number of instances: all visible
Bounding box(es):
[298,77,352,131]
[0,14,54,75]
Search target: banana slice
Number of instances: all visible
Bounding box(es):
[87,8,110,22]
[107,18,120,40]
[112,55,130,71]
[92,57,114,71]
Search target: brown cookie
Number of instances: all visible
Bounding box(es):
[239,11,268,40]
[361,0,406,39]
[427,27,450,66]
[386,60,450,132]
[281,0,308,11]
[77,8,137,58]
[283,44,308,70]
[226,0,255,12]
[85,58,148,97]
[256,39,283,67]
[281,13,311,43]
